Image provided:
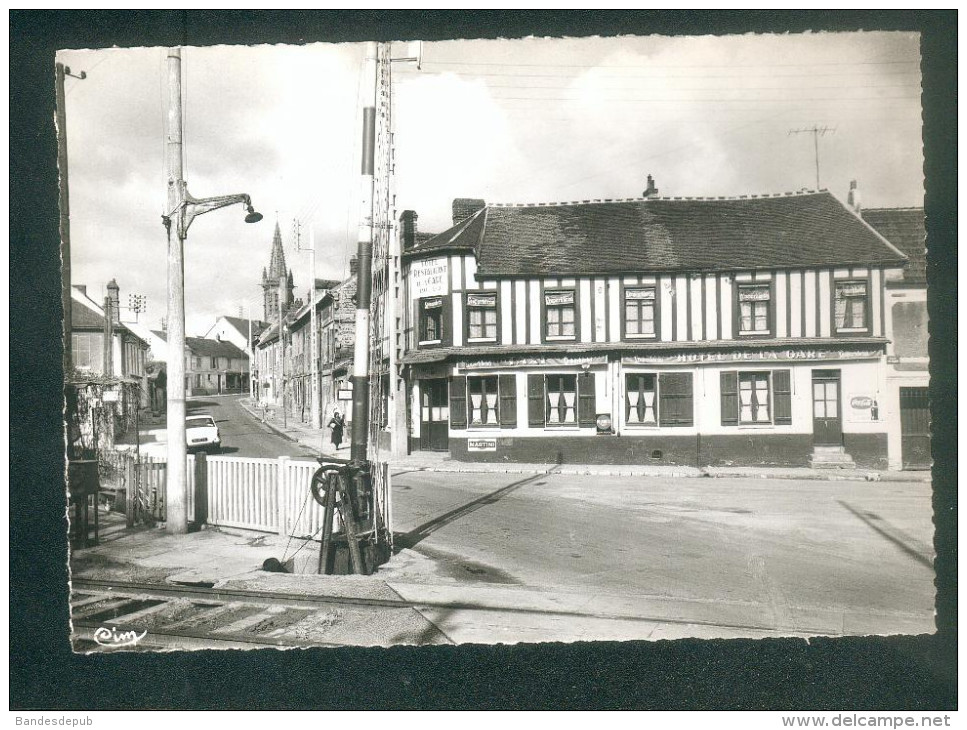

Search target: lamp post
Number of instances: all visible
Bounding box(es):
[163,47,263,534]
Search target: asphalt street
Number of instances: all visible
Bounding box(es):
[381,470,935,634]
[185,395,318,461]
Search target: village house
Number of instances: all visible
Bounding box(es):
[184,336,248,396]
[861,203,929,470]
[398,187,912,469]
[67,281,150,453]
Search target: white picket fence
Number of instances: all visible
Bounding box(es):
[204,456,343,537]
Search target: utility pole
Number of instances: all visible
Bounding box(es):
[279,276,287,429]
[350,41,378,465]
[789,125,835,191]
[163,46,263,534]
[56,62,85,375]
[293,220,321,428]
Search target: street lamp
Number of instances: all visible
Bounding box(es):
[162,46,262,534]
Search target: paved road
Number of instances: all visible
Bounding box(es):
[185,395,318,461]
[381,470,935,635]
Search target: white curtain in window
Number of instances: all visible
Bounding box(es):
[563,391,575,423]
[486,391,498,424]
[643,390,656,423]
[740,380,753,422]
[548,390,561,423]
[628,390,640,423]
[755,380,769,421]
[471,392,483,423]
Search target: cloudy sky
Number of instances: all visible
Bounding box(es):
[57,31,922,335]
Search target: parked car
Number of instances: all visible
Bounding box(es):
[186,415,221,453]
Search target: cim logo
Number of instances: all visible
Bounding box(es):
[93,626,147,648]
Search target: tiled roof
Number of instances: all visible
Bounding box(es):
[72,303,106,330]
[185,337,246,359]
[862,208,926,284]
[412,191,907,275]
[221,316,269,336]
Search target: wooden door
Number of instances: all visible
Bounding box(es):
[811,370,842,446]
[899,387,931,469]
[419,379,450,451]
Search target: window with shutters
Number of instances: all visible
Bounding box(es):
[419,297,444,344]
[834,280,869,333]
[736,283,772,336]
[720,370,791,426]
[467,376,499,427]
[545,374,578,426]
[466,292,498,342]
[623,286,657,339]
[625,372,693,427]
[544,290,576,341]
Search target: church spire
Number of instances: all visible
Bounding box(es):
[267,221,287,282]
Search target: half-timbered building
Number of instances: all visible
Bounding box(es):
[399,190,909,468]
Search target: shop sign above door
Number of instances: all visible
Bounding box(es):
[409,257,449,299]
[623,347,883,365]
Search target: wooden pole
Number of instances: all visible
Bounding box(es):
[55,62,73,375]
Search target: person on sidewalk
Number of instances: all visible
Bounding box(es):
[328,409,346,450]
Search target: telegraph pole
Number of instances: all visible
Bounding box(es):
[789,125,835,190]
[163,47,262,533]
[309,230,320,428]
[56,62,85,374]
[350,41,377,465]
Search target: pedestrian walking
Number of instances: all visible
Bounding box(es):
[328,409,345,450]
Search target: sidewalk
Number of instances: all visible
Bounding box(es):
[240,398,930,483]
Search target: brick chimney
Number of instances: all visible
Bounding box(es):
[847,179,862,214]
[452,198,485,226]
[643,175,659,198]
[400,210,418,249]
[106,278,120,324]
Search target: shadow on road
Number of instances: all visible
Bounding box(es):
[837,499,934,569]
[394,470,553,552]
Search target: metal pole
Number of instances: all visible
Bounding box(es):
[309,230,320,429]
[351,41,377,465]
[248,308,254,398]
[55,62,73,376]
[164,47,189,534]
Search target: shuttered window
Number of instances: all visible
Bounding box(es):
[527,374,545,426]
[721,369,791,426]
[546,374,578,426]
[578,372,596,427]
[498,374,517,427]
[721,371,739,426]
[657,372,693,427]
[773,369,792,425]
[449,375,467,429]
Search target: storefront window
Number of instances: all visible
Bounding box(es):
[624,287,657,338]
[834,281,868,332]
[467,376,499,426]
[737,283,771,335]
[546,374,577,425]
[545,290,576,340]
[739,372,771,424]
[467,292,498,341]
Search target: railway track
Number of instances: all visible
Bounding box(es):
[70,578,450,650]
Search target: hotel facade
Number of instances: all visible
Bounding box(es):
[398,191,913,469]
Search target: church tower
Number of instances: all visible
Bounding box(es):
[261,221,295,322]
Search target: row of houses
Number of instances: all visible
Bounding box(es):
[258,179,927,471]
